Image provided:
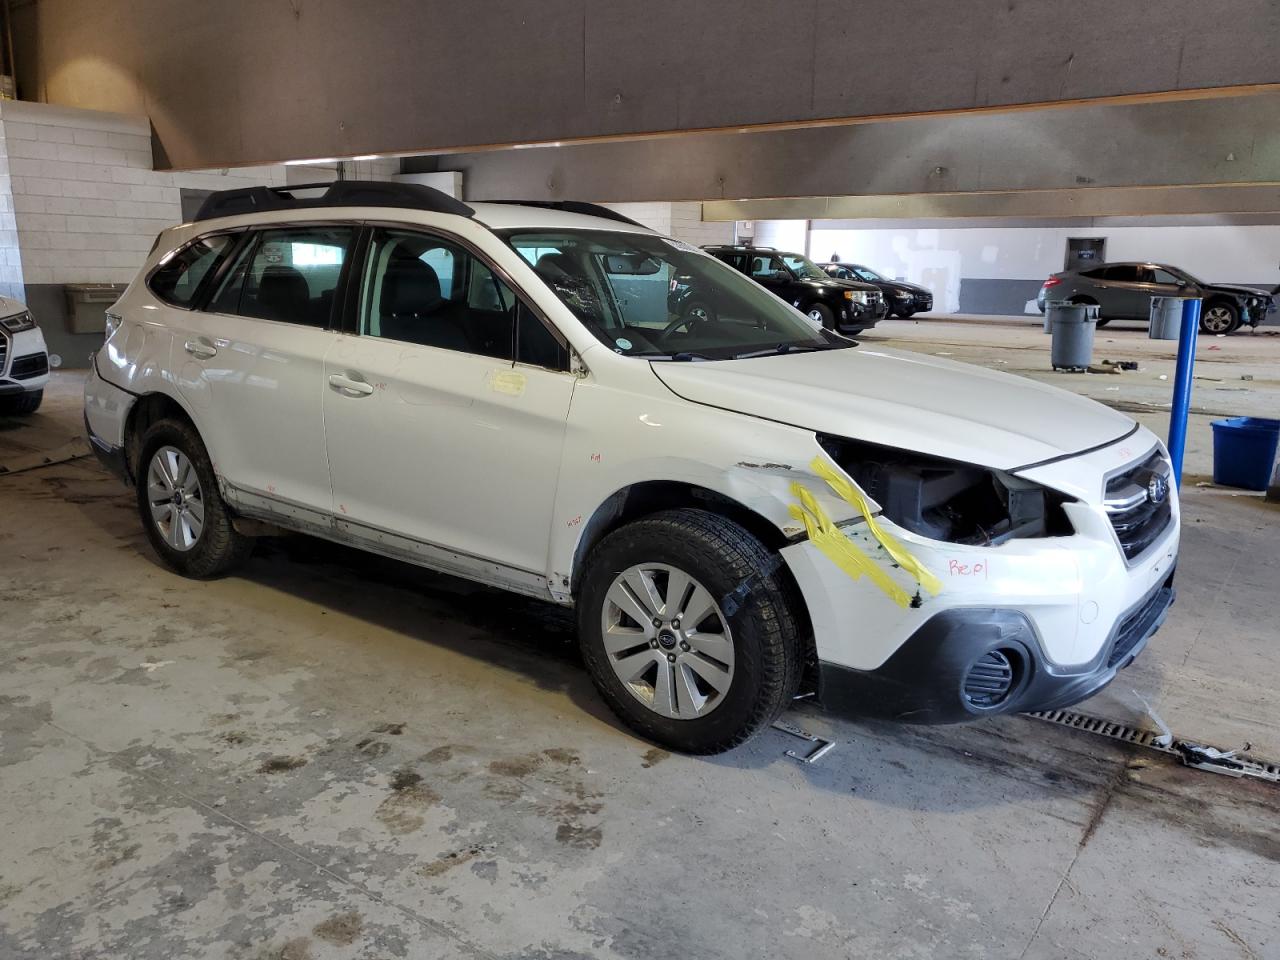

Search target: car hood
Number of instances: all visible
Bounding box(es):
[803,276,878,292]
[651,347,1135,471]
[0,295,27,318]
[880,279,931,296]
[1205,282,1273,298]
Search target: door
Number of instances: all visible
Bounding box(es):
[322,226,576,578]
[1065,238,1106,272]
[748,253,794,301]
[178,224,354,511]
[1096,264,1148,319]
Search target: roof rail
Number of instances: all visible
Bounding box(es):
[192,180,474,222]
[702,243,775,251]
[493,200,648,229]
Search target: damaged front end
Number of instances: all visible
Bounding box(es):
[779,433,1177,725]
[817,434,1076,547]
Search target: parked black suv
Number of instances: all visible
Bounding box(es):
[1037,262,1276,334]
[699,246,885,334]
[821,262,934,317]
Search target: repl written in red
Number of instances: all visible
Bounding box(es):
[947,559,989,579]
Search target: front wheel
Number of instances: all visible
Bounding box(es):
[807,303,835,329]
[136,418,252,578]
[1200,301,1240,334]
[577,509,801,754]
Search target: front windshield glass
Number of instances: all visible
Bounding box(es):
[781,254,830,281]
[503,230,854,360]
[853,265,884,282]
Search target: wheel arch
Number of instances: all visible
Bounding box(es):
[568,479,818,687]
[122,390,200,486]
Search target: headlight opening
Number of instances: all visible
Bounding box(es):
[818,435,1075,545]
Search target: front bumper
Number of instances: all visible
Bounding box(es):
[0,325,50,394]
[817,569,1174,723]
[838,298,886,330]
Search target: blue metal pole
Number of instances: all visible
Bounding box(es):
[1166,298,1201,486]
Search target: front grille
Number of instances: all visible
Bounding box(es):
[10,353,48,380]
[1105,450,1174,561]
[0,332,8,375]
[963,649,1016,707]
[1107,578,1175,668]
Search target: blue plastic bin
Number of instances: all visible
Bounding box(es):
[1210,417,1280,491]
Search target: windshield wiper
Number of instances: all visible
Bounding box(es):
[632,350,718,362]
[732,343,844,360]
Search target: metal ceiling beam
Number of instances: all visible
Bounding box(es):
[700,183,1280,223]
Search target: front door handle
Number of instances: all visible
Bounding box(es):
[328,373,374,397]
[184,338,217,360]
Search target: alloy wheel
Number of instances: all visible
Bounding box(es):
[1202,306,1235,334]
[146,445,205,552]
[600,563,735,720]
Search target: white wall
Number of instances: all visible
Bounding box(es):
[809,223,1280,313]
[753,219,807,253]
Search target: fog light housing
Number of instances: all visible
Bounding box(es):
[962,649,1018,708]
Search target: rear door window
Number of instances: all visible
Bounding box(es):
[208,226,354,327]
[1103,265,1140,282]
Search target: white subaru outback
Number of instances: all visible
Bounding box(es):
[84,182,1178,754]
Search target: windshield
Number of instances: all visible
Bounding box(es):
[781,254,830,281]
[503,230,854,360]
[853,265,884,282]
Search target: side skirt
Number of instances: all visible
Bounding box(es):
[222,482,558,603]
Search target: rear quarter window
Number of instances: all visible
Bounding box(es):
[148,233,237,307]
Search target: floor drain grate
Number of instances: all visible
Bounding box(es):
[1023,709,1280,784]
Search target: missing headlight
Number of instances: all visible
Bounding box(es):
[818,435,1074,545]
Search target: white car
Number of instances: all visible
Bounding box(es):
[0,297,51,415]
[84,182,1179,754]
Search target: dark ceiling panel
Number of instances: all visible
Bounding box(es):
[17,0,1280,169]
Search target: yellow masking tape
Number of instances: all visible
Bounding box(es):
[789,485,915,609]
[788,456,943,608]
[809,456,943,597]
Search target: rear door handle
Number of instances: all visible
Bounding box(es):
[328,373,374,397]
[184,338,217,360]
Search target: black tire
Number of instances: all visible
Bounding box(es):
[1095,318,1112,328]
[1200,300,1240,335]
[0,390,42,416]
[807,303,835,329]
[135,418,252,578]
[577,509,802,754]
[898,307,916,319]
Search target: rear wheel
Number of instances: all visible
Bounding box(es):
[1200,301,1240,334]
[136,418,252,578]
[0,389,42,416]
[577,509,801,754]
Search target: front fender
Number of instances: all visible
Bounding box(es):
[546,377,865,602]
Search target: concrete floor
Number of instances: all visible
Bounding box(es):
[2,321,1278,959]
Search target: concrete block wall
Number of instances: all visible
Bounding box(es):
[0,101,293,366]
[602,202,732,247]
